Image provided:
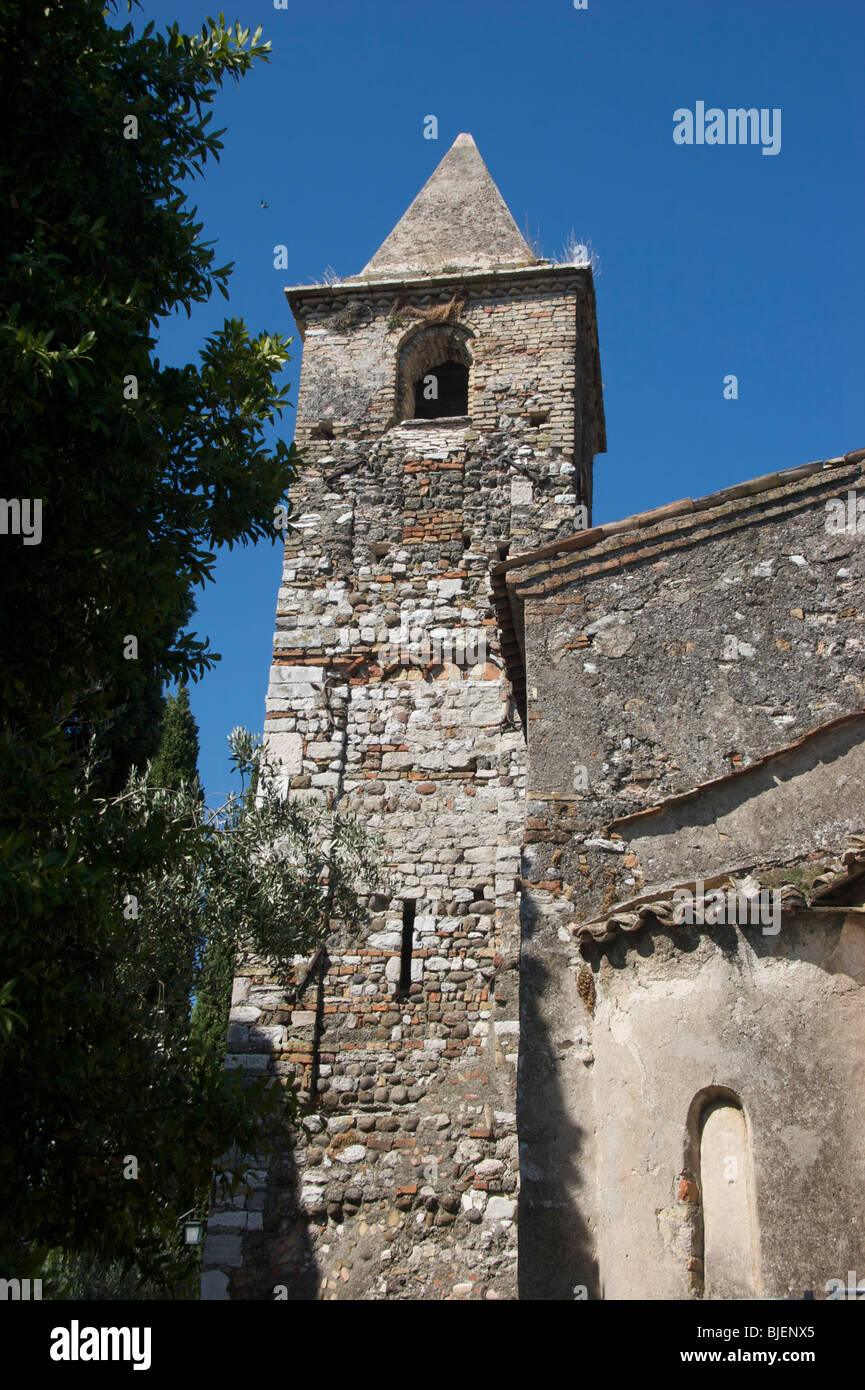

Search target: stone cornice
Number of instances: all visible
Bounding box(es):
[284,261,594,315]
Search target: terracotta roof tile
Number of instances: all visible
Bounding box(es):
[576,834,865,945]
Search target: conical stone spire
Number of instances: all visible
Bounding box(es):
[359,133,535,279]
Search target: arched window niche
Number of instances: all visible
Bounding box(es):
[685,1087,762,1299]
[395,324,474,423]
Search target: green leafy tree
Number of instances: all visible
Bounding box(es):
[39,1248,173,1302]
[3,731,384,1289]
[144,682,203,1034]
[0,1,315,1283]
[1,2,300,737]
[189,934,237,1072]
[149,684,201,794]
[0,0,299,991]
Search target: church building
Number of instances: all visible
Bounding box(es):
[201,133,865,1301]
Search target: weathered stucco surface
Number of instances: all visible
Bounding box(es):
[521,457,865,817]
[616,713,865,887]
[590,912,865,1300]
[509,453,865,1299]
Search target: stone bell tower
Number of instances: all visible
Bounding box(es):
[202,132,605,1300]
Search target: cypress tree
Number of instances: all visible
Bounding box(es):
[149,685,201,793]
[189,935,236,1062]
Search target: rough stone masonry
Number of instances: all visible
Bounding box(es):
[201,133,605,1301]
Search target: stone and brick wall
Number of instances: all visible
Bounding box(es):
[201,264,604,1300]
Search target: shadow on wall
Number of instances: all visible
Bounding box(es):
[250,954,330,1302]
[210,1129,320,1301]
[518,885,599,1299]
[257,1139,321,1301]
[223,957,326,1301]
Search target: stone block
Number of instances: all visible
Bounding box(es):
[230,978,250,1006]
[262,730,303,774]
[207,1210,249,1231]
[485,1197,517,1222]
[229,1005,261,1026]
[201,1271,230,1301]
[225,1054,268,1073]
[203,1235,244,1267]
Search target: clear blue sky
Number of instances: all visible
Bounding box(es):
[134,0,865,804]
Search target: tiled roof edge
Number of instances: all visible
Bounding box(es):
[492,447,865,587]
[575,835,865,945]
[604,708,865,834]
[491,448,865,716]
